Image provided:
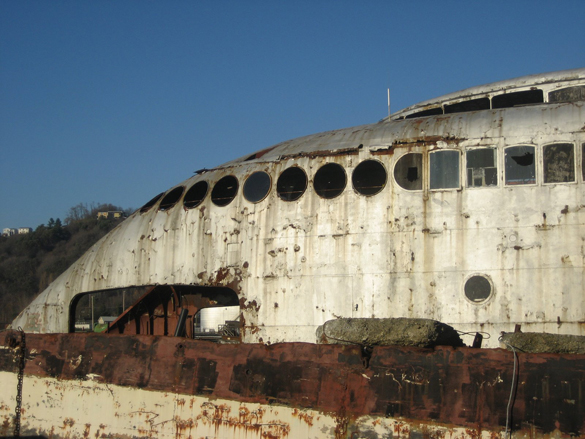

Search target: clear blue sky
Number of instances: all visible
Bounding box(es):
[1,1,583,230]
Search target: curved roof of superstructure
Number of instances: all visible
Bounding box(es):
[215,68,585,169]
[389,68,585,120]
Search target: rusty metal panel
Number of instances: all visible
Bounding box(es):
[1,332,585,438]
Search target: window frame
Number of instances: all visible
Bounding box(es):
[541,142,576,185]
[211,175,240,207]
[276,166,308,202]
[393,152,424,192]
[351,159,387,196]
[184,181,209,209]
[428,149,461,191]
[313,162,347,199]
[465,147,498,189]
[504,144,537,187]
[243,170,272,203]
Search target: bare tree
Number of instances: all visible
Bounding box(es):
[64,203,90,224]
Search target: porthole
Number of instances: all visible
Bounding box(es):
[211,176,239,206]
[352,160,386,196]
[277,167,307,201]
[159,187,185,211]
[464,275,493,303]
[314,163,346,199]
[394,153,422,190]
[243,171,271,203]
[184,181,209,209]
[140,192,164,214]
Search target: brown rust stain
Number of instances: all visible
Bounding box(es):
[240,298,260,313]
[1,418,11,436]
[245,145,278,161]
[370,146,395,156]
[195,402,289,437]
[278,146,361,160]
[291,408,314,427]
[210,267,232,284]
[334,409,348,439]
[61,417,75,429]
[391,134,467,149]
[174,417,194,436]
[208,267,243,295]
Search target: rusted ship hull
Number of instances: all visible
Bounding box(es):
[1,331,584,438]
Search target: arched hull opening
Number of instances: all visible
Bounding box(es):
[69,285,240,341]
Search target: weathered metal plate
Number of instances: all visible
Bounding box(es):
[1,331,584,438]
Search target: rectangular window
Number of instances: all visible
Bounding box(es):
[430,150,460,189]
[543,143,575,183]
[466,148,497,187]
[505,146,536,185]
[445,98,490,114]
[492,90,544,109]
[549,86,585,103]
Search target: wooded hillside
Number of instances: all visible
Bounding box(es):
[0,203,132,327]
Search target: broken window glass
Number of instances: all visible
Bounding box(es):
[549,86,585,103]
[430,150,460,190]
[277,167,307,201]
[466,149,497,187]
[464,275,492,303]
[159,186,185,211]
[140,192,164,214]
[394,153,423,190]
[352,160,386,196]
[543,143,575,183]
[314,163,346,199]
[492,90,544,108]
[184,181,209,209]
[243,171,271,203]
[211,175,239,206]
[505,145,535,185]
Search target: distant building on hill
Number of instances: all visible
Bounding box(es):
[2,227,32,237]
[97,211,124,220]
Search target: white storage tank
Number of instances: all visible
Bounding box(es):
[197,306,240,333]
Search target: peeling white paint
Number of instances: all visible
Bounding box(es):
[0,371,510,439]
